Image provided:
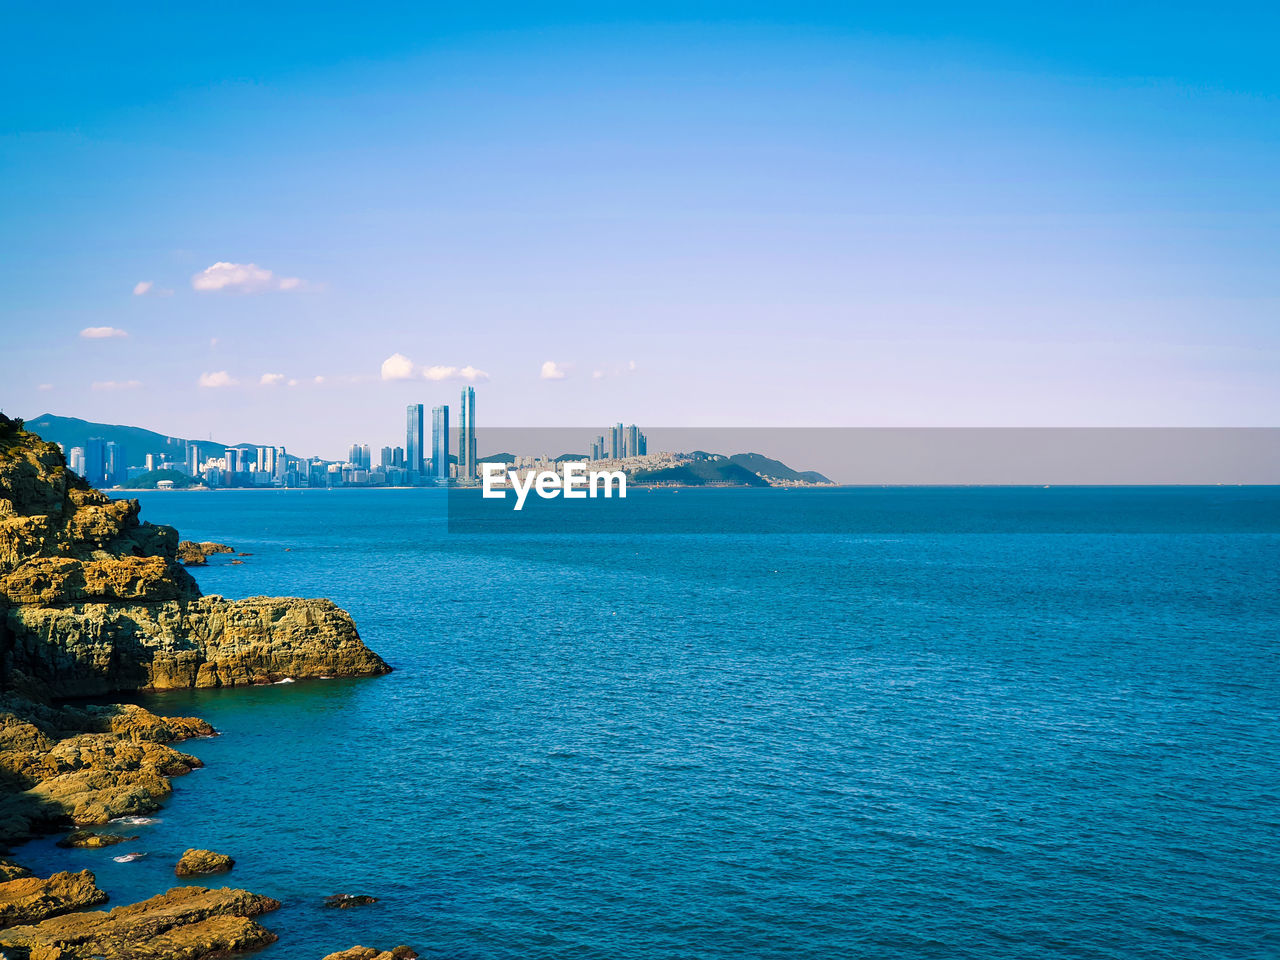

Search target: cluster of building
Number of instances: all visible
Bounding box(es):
[589,424,647,461]
[67,386,667,491]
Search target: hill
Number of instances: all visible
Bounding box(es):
[632,460,768,487]
[729,452,831,484]
[24,413,217,466]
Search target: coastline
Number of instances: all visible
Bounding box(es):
[0,414,406,958]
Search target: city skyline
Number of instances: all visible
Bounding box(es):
[4,5,1278,458]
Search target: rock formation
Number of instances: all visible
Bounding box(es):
[323,948,419,960]
[175,849,234,877]
[177,541,234,566]
[0,884,281,958]
[0,414,404,958]
[0,413,391,697]
[56,831,134,848]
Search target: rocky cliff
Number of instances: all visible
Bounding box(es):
[0,413,400,958]
[0,413,390,695]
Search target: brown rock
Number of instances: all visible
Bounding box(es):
[0,884,280,959]
[0,869,108,927]
[175,849,235,877]
[323,948,419,960]
[323,894,378,909]
[57,830,135,848]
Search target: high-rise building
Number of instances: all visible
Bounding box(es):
[69,446,85,477]
[637,432,647,456]
[105,441,125,485]
[626,425,639,459]
[84,437,106,486]
[260,446,276,476]
[145,453,156,472]
[431,405,450,480]
[392,446,405,468]
[187,442,200,477]
[458,386,476,480]
[380,446,394,469]
[406,403,425,477]
[274,447,287,481]
[224,448,238,475]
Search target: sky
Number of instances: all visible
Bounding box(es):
[2,2,1277,459]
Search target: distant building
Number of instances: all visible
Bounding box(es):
[392,446,405,468]
[406,403,425,477]
[69,446,85,477]
[84,437,106,487]
[105,441,125,485]
[458,386,477,480]
[145,453,156,472]
[431,405,450,480]
[187,442,200,477]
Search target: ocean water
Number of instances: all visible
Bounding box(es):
[17,488,1280,960]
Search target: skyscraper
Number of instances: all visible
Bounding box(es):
[187,442,200,477]
[69,446,85,477]
[458,386,476,480]
[105,441,124,485]
[84,437,106,486]
[260,445,276,476]
[626,425,638,459]
[431,405,450,480]
[406,403,425,477]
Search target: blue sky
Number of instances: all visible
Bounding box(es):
[2,2,1277,457]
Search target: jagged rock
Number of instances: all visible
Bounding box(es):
[0,868,107,926]
[8,596,390,696]
[0,698,210,844]
[323,948,419,960]
[175,849,234,877]
[0,413,391,955]
[177,541,234,566]
[56,830,134,848]
[0,884,280,958]
[0,414,389,699]
[323,894,378,909]
[0,859,32,882]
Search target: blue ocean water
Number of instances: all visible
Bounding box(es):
[17,488,1280,959]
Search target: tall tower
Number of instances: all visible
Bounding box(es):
[458,386,476,480]
[431,405,450,481]
[626,425,638,459]
[406,403,425,477]
[84,437,106,486]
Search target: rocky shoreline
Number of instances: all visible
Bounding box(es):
[0,414,412,959]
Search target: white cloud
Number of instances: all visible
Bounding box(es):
[287,378,299,387]
[133,281,172,297]
[191,261,303,293]
[381,353,416,381]
[260,373,286,386]
[37,383,53,391]
[628,359,637,371]
[592,370,605,380]
[421,364,490,382]
[198,370,238,388]
[210,337,219,347]
[81,326,128,339]
[313,375,326,384]
[92,380,142,391]
[540,360,567,380]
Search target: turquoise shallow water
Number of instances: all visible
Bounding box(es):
[17,488,1280,959]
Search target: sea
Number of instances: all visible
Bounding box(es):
[16,487,1280,960]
